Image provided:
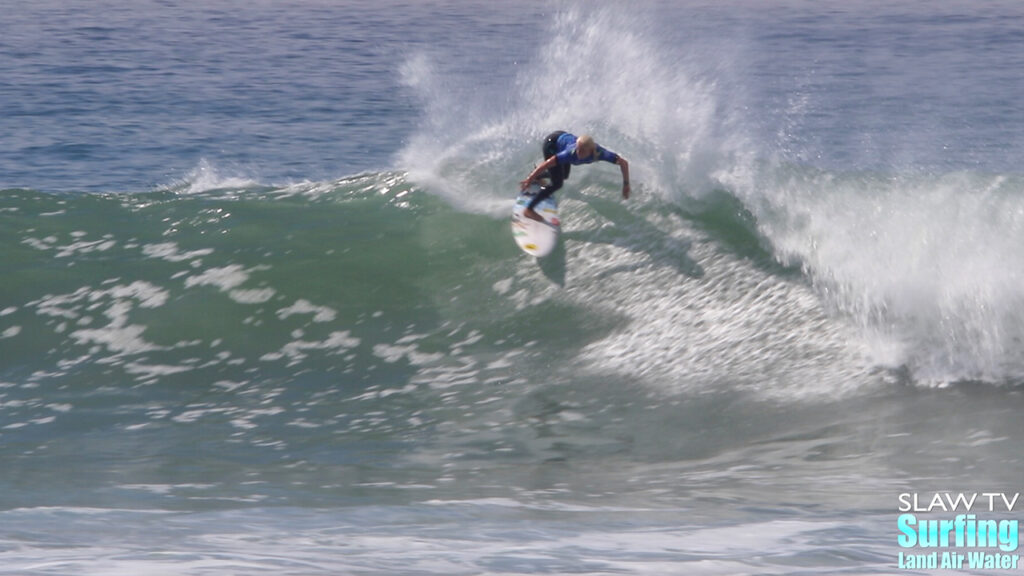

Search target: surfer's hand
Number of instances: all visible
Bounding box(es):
[622,183,631,200]
[520,179,532,191]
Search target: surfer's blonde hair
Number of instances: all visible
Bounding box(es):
[576,134,597,157]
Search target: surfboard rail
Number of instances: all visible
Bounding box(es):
[511,184,560,257]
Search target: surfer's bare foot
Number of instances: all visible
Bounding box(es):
[523,207,544,222]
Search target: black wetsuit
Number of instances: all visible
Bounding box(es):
[527,131,620,211]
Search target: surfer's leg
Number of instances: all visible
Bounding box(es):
[524,183,557,222]
[525,131,568,221]
[527,171,563,212]
[527,184,554,207]
[525,180,560,222]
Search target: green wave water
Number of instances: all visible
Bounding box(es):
[0,165,874,499]
[4,167,1020,574]
[8,1,1024,573]
[0,169,872,397]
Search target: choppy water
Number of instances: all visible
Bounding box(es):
[3,1,1024,574]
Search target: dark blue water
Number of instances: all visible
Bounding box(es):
[4,1,1024,574]
[1,0,542,191]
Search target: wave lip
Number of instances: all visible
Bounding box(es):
[749,168,1024,386]
[159,159,262,196]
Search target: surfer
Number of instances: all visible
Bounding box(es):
[519,131,630,222]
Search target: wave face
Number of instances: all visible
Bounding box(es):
[6,1,1022,389]
[6,1,1024,573]
[397,3,1024,387]
[0,168,865,406]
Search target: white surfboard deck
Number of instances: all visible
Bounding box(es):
[511,183,560,257]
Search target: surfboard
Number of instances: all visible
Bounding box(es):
[511,183,560,257]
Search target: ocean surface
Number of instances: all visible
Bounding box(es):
[3,1,1024,574]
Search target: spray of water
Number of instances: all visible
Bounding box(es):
[753,168,1024,384]
[397,3,747,210]
[398,1,1024,387]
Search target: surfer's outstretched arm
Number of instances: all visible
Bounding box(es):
[520,156,558,190]
[617,156,630,199]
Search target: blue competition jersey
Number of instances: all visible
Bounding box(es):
[553,133,620,166]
